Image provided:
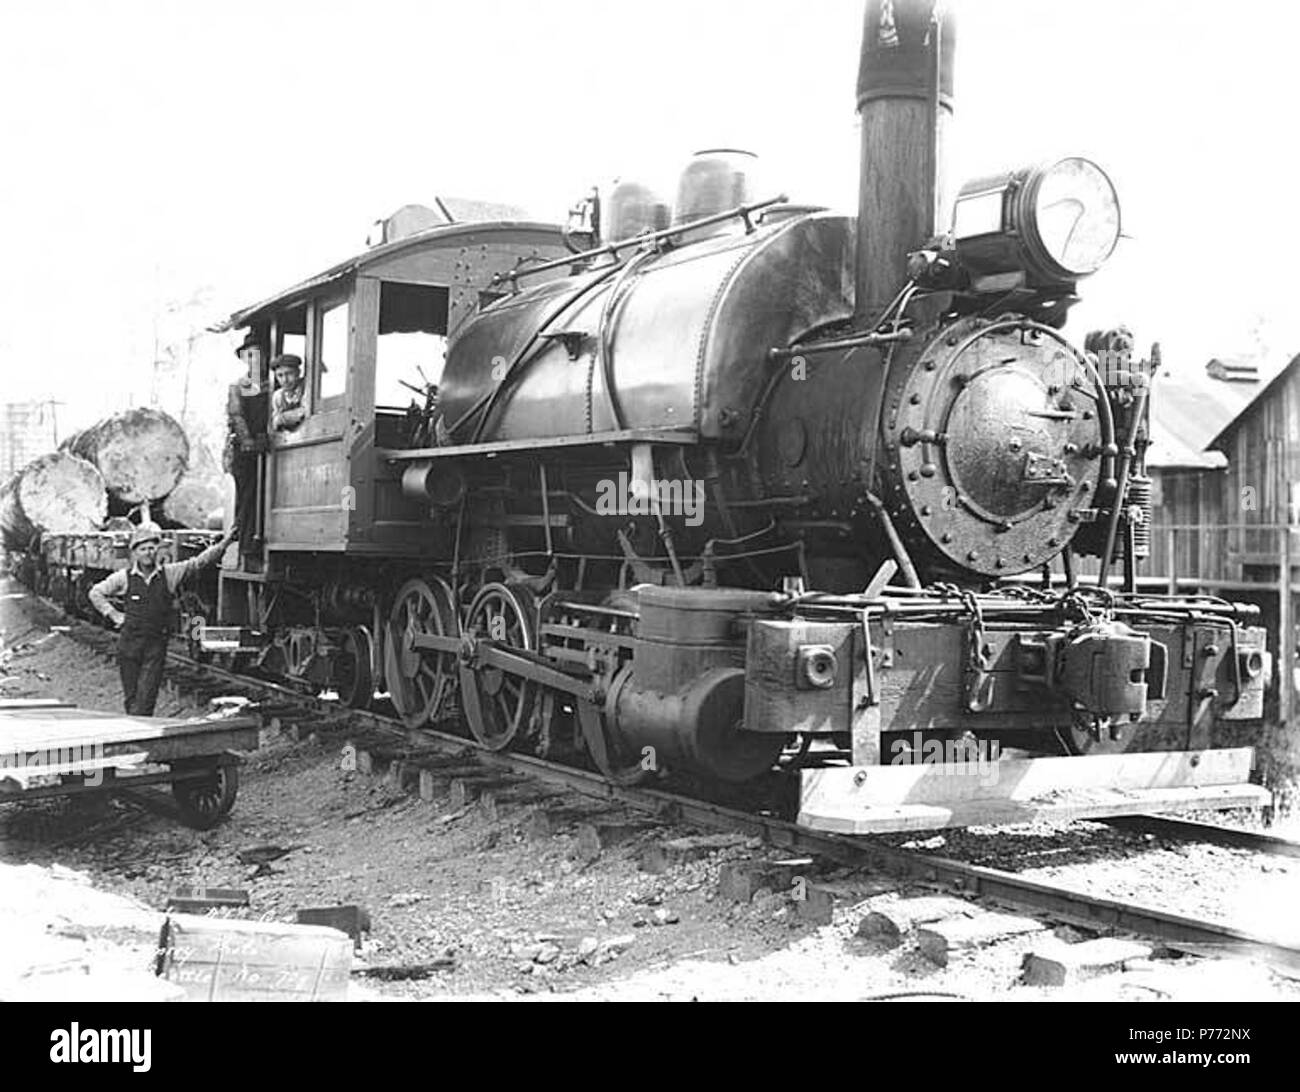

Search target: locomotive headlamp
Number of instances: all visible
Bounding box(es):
[952,157,1121,288]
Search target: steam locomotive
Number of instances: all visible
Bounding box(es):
[42,1,1270,830]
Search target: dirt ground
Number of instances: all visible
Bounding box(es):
[2,576,1297,1002]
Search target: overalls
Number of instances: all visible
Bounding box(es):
[118,569,174,715]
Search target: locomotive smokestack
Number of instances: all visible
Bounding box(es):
[855,0,955,320]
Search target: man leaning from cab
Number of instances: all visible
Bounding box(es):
[89,522,236,716]
[270,353,307,432]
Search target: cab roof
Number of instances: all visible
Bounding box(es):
[216,218,564,333]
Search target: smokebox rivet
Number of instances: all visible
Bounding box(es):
[941,533,953,544]
[909,393,921,404]
[921,505,932,516]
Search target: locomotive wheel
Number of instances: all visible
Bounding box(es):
[460,582,538,751]
[385,577,457,729]
[333,626,375,710]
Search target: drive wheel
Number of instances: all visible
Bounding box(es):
[460,582,538,751]
[385,577,457,729]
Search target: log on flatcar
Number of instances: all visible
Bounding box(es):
[60,407,191,518]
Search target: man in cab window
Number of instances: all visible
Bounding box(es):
[270,353,308,432]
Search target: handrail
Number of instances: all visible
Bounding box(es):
[488,194,789,287]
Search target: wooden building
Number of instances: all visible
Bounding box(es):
[1145,355,1264,581]
[1208,352,1300,582]
[0,401,60,481]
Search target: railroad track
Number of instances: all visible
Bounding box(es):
[18,591,1300,978]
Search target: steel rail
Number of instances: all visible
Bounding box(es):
[37,597,1300,977]
[1105,814,1300,860]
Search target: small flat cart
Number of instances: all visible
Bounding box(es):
[0,699,259,829]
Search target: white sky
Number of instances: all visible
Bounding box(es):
[2,0,1299,435]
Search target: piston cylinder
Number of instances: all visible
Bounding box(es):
[608,586,785,781]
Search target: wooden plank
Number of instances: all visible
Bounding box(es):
[157,913,352,1002]
[800,782,1271,835]
[0,711,259,753]
[0,698,74,709]
[0,750,150,790]
[917,912,1045,966]
[166,886,251,912]
[801,747,1254,810]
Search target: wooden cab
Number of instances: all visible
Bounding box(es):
[223,220,569,563]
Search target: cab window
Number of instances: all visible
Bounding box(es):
[318,298,349,406]
[276,305,306,365]
[375,282,449,409]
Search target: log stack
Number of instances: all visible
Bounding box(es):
[61,408,190,518]
[161,475,225,530]
[0,452,108,550]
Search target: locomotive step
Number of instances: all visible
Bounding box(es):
[197,626,267,653]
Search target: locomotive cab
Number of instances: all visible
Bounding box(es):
[209,218,571,695]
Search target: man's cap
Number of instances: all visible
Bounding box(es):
[130,523,163,549]
[271,353,303,372]
[235,332,260,358]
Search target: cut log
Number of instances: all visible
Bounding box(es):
[61,407,190,514]
[0,453,107,550]
[160,475,224,530]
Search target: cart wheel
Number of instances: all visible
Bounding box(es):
[172,763,239,829]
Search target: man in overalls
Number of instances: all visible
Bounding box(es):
[88,523,236,715]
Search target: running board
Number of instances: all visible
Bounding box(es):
[798,748,1270,834]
